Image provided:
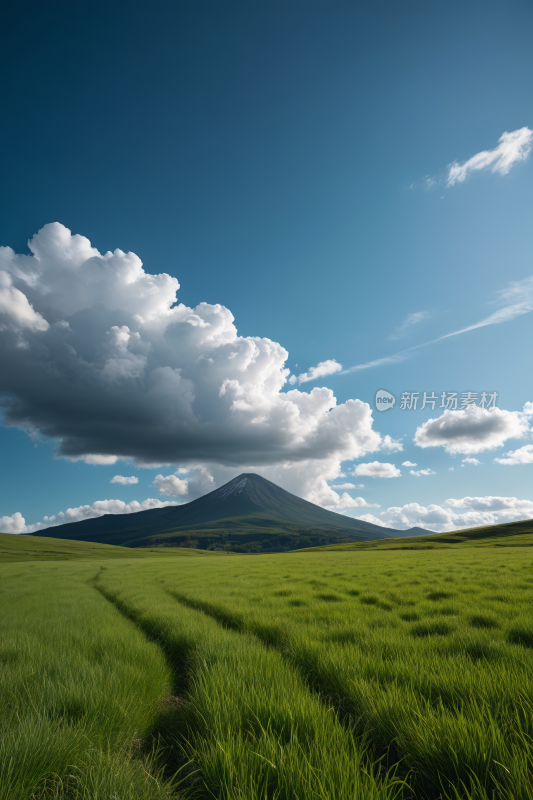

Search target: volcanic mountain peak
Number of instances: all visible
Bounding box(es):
[218,473,255,498]
[32,470,412,548]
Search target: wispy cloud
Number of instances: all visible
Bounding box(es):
[447,127,532,187]
[340,275,533,377]
[339,351,410,376]
[389,311,430,340]
[438,276,533,341]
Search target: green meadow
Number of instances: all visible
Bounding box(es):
[0,533,221,563]
[1,539,533,799]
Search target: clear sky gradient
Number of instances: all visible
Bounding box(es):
[1,0,532,533]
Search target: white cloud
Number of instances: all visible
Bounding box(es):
[153,474,189,497]
[414,404,532,455]
[330,483,357,489]
[402,461,417,467]
[379,435,403,452]
[326,495,379,510]
[364,495,533,533]
[110,475,139,484]
[291,359,342,384]
[0,511,27,534]
[339,351,410,375]
[340,276,533,377]
[438,276,533,340]
[0,224,391,505]
[73,454,119,466]
[462,457,482,466]
[353,462,401,478]
[153,466,217,499]
[409,468,435,477]
[389,311,430,340]
[0,271,49,333]
[445,495,533,512]
[447,127,533,187]
[0,498,181,534]
[494,444,533,465]
[356,513,395,529]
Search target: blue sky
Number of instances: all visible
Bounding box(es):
[1,0,532,533]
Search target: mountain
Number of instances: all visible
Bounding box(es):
[31,472,414,551]
[401,526,435,537]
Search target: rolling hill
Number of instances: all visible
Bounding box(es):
[300,517,533,551]
[30,473,430,552]
[0,532,220,563]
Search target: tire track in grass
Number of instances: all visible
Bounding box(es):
[164,589,413,797]
[94,571,405,800]
[165,589,533,800]
[90,575,197,791]
[92,577,195,690]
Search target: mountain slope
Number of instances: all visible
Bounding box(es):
[32,473,409,548]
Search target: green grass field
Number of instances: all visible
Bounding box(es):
[1,536,533,798]
[300,518,533,551]
[0,533,225,563]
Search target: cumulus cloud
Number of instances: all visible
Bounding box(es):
[289,359,342,385]
[414,404,532,455]
[447,128,533,187]
[445,496,532,512]
[0,511,27,534]
[324,482,379,508]
[153,474,189,497]
[326,495,379,510]
[389,311,430,340]
[357,495,533,533]
[0,498,181,534]
[110,475,139,484]
[402,461,417,467]
[409,468,435,476]
[0,224,390,505]
[379,435,403,452]
[353,462,401,478]
[462,457,482,466]
[72,454,119,465]
[494,444,533,465]
[0,271,49,333]
[356,513,395,529]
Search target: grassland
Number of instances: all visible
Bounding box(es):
[0,533,224,563]
[1,538,533,798]
[301,518,533,551]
